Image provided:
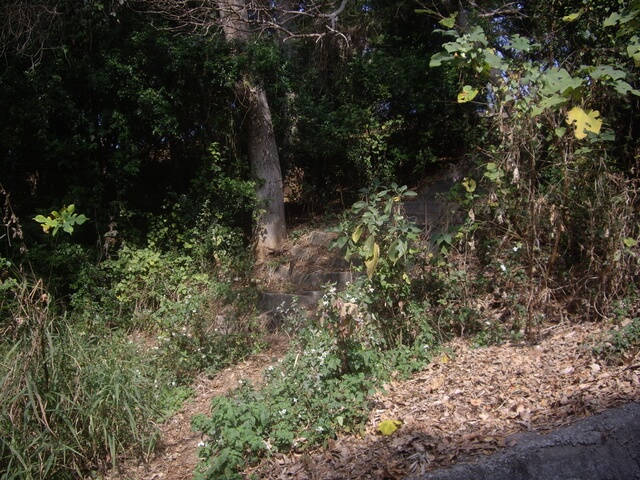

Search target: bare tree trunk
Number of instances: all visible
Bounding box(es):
[219,0,287,260]
[240,80,287,259]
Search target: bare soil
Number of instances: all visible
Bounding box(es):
[108,319,639,480]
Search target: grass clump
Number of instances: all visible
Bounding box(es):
[0,279,160,479]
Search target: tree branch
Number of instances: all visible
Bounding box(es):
[133,0,352,43]
[0,2,61,67]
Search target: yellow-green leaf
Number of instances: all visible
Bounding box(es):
[439,12,457,29]
[351,224,364,243]
[562,9,584,22]
[462,177,476,193]
[457,85,479,103]
[567,107,602,139]
[364,242,380,279]
[377,419,403,436]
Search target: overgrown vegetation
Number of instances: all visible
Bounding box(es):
[1,0,638,478]
[0,197,262,479]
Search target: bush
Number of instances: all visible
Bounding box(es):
[71,244,261,383]
[328,181,423,350]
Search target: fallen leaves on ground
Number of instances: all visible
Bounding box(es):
[248,321,640,480]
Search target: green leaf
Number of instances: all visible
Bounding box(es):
[604,12,622,27]
[483,49,505,71]
[439,13,457,29]
[567,107,602,139]
[588,65,627,82]
[430,52,454,67]
[508,34,536,52]
[627,37,640,67]
[542,68,583,97]
[538,94,568,111]
[614,80,640,96]
[562,9,584,22]
[623,237,638,248]
[415,8,438,15]
[457,85,479,103]
[388,239,407,264]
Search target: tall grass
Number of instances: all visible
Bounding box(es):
[0,279,160,479]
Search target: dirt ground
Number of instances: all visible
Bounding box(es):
[109,319,639,480]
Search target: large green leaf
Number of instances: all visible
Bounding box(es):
[542,68,583,97]
[430,52,454,67]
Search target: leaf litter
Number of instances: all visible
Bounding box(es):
[108,321,639,480]
[249,321,639,479]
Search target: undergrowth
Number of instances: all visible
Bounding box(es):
[0,278,159,479]
[192,326,435,480]
[0,195,264,478]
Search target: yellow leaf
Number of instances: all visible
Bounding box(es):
[377,419,403,436]
[567,107,602,139]
[364,242,380,279]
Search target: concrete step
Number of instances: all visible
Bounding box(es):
[290,270,358,291]
[259,291,324,313]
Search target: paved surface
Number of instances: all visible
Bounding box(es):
[407,401,640,480]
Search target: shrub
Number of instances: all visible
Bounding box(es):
[192,314,436,479]
[329,181,423,349]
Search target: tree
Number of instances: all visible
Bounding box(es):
[136,0,353,259]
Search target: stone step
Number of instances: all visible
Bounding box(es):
[259,291,324,313]
[290,270,358,291]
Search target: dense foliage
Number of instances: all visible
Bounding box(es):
[0,0,638,478]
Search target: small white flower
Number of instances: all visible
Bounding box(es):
[197,441,206,447]
[292,397,298,403]
[279,409,287,416]
[316,426,324,432]
[500,264,507,272]
[513,246,519,252]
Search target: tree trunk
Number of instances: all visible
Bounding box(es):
[240,80,287,259]
[218,0,287,260]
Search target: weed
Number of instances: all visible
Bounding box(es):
[0,277,160,479]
